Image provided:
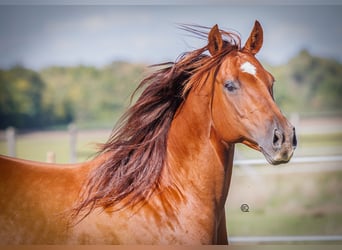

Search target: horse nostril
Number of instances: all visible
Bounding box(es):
[273,131,279,144]
[292,127,297,148]
[272,129,283,149]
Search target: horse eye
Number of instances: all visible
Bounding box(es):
[224,81,237,92]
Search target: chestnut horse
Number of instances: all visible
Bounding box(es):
[0,21,296,244]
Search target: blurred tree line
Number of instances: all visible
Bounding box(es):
[0,50,341,129]
[0,66,52,129]
[0,62,145,129]
[270,50,342,115]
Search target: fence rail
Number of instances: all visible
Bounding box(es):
[230,235,342,244]
[233,155,342,176]
[234,155,342,166]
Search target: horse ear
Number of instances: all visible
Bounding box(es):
[242,20,263,55]
[208,24,223,56]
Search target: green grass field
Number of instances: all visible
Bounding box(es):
[0,117,341,240]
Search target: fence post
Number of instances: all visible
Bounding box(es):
[68,123,77,163]
[6,127,16,157]
[46,151,56,163]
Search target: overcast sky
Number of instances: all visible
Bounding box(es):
[0,2,341,69]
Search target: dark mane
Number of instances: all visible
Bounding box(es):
[72,25,241,219]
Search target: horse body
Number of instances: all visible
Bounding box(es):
[0,21,296,244]
[0,156,81,243]
[0,110,233,244]
[0,57,233,245]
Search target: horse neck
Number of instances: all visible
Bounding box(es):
[165,88,235,211]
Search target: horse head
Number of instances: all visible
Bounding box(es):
[208,21,297,164]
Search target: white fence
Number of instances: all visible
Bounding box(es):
[2,125,78,163]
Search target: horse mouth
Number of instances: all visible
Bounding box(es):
[241,139,294,165]
[260,147,294,165]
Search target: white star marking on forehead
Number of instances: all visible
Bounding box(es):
[240,62,256,76]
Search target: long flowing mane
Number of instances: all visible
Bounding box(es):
[72,25,241,219]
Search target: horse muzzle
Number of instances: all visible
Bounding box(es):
[260,125,297,165]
